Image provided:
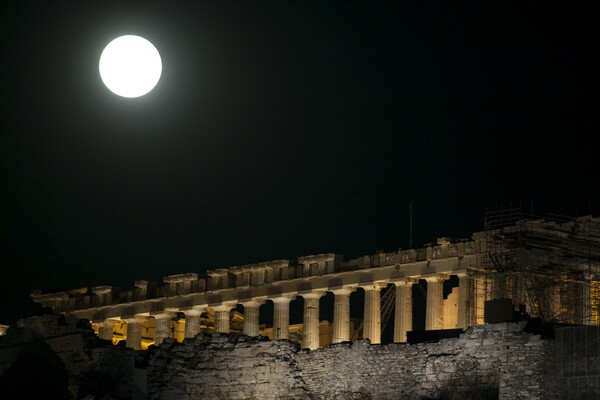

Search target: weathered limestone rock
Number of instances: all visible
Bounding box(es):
[147,334,309,400]
[0,315,558,400]
[145,322,557,400]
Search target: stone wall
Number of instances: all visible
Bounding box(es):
[0,315,558,400]
[146,322,557,400]
[147,335,308,400]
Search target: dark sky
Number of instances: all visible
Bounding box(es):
[1,1,598,325]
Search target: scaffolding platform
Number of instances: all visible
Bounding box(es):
[475,208,600,326]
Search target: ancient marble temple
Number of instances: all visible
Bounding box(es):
[31,216,600,351]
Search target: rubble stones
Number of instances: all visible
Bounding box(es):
[1,316,557,400]
[146,322,557,400]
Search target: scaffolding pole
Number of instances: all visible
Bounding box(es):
[481,208,600,325]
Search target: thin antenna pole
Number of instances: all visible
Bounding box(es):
[530,199,533,216]
[409,202,413,248]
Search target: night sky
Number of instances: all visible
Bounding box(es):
[1,1,598,325]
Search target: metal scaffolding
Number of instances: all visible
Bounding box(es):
[352,284,396,341]
[478,208,600,325]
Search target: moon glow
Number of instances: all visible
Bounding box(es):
[99,35,162,98]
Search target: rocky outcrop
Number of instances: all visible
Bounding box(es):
[0,314,136,399]
[146,322,557,400]
[148,334,308,400]
[1,315,557,400]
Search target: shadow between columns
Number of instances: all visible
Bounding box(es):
[413,280,427,332]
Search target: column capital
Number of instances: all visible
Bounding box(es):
[423,274,448,283]
[271,295,293,304]
[150,312,175,320]
[96,319,118,328]
[455,270,469,278]
[181,308,204,317]
[360,281,388,291]
[300,290,326,300]
[212,301,237,312]
[330,286,357,296]
[392,278,418,287]
[121,315,146,323]
[240,298,266,308]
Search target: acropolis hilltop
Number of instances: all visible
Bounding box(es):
[30,211,600,351]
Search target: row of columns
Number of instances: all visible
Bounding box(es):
[101,274,469,351]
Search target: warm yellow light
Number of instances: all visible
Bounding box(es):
[591,281,600,325]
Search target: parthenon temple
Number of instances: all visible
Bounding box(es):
[32,211,600,351]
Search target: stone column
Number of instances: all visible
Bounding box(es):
[124,317,145,350]
[393,280,413,343]
[547,284,561,321]
[183,309,203,339]
[425,276,446,331]
[134,280,149,300]
[301,291,324,350]
[272,296,292,340]
[240,300,262,336]
[363,284,382,344]
[473,275,487,325]
[153,313,174,345]
[331,288,353,344]
[582,276,591,325]
[457,272,469,328]
[213,304,233,333]
[92,286,114,307]
[511,275,523,313]
[97,320,117,341]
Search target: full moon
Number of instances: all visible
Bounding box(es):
[99,35,162,98]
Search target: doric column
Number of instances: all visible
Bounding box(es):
[163,273,199,295]
[331,287,353,344]
[91,286,114,307]
[301,291,324,350]
[362,284,383,344]
[213,303,234,333]
[548,284,561,321]
[425,275,446,330]
[134,280,149,300]
[97,319,117,341]
[473,275,487,325]
[183,309,203,339]
[457,272,469,328]
[393,280,414,343]
[582,276,591,325]
[272,296,293,340]
[152,313,174,345]
[240,299,263,336]
[124,317,145,350]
